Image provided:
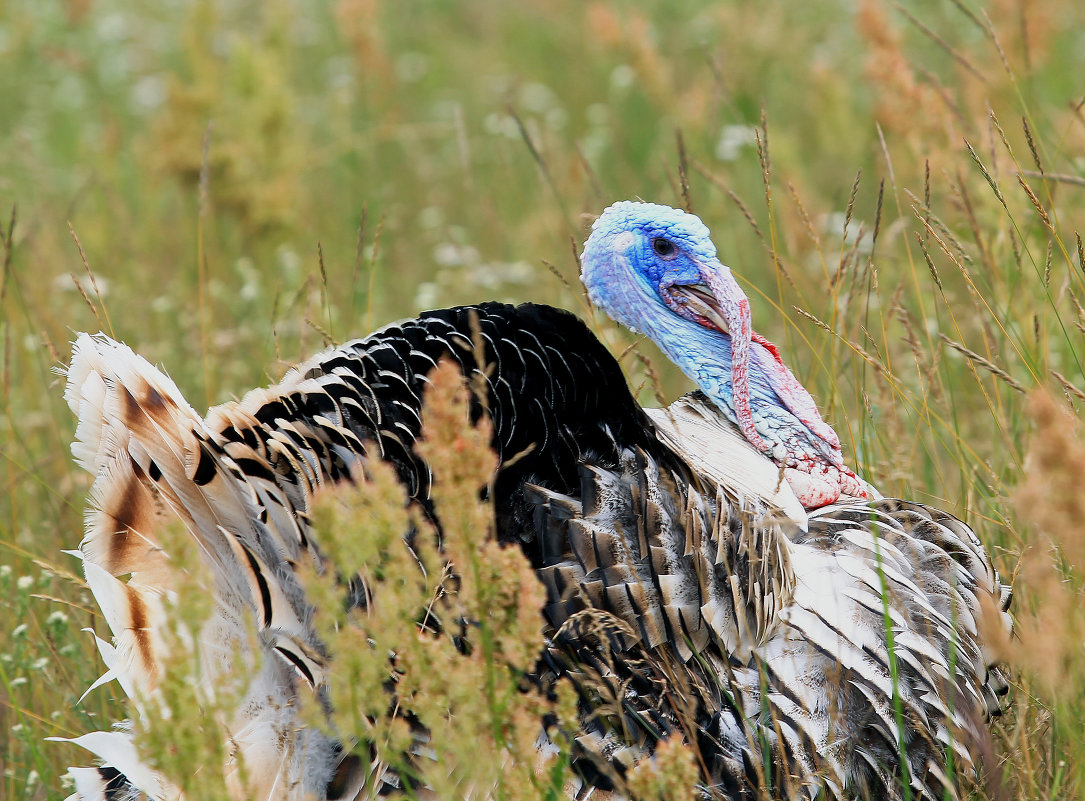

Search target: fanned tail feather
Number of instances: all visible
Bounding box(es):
[61,333,339,800]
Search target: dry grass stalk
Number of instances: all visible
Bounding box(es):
[891,301,928,382]
[843,169,862,242]
[915,231,944,292]
[842,223,871,305]
[981,9,1015,79]
[965,139,1007,208]
[0,204,13,304]
[894,3,987,83]
[695,165,765,244]
[908,190,974,266]
[751,112,796,304]
[952,169,996,275]
[832,222,865,289]
[755,106,772,195]
[573,140,605,202]
[1008,224,1024,274]
[938,333,1025,393]
[1068,289,1085,328]
[541,258,572,291]
[67,223,111,335]
[303,316,335,348]
[1022,116,1044,174]
[696,163,798,292]
[1051,371,1085,403]
[785,181,825,262]
[316,241,334,340]
[874,121,897,188]
[870,178,885,249]
[67,271,103,327]
[945,0,987,37]
[1022,170,1085,188]
[987,105,1014,162]
[1016,174,1054,231]
[923,159,931,235]
[793,305,892,379]
[676,127,692,213]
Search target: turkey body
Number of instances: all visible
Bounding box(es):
[61,302,1009,801]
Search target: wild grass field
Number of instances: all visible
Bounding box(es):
[1,0,1084,798]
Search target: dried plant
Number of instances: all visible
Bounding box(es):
[298,359,577,799]
[1012,392,1085,699]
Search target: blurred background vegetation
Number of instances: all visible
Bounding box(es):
[1,0,1084,797]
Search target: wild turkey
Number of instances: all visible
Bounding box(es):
[57,206,1010,800]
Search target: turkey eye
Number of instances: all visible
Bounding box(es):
[652,238,677,259]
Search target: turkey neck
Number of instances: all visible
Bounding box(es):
[606,266,834,465]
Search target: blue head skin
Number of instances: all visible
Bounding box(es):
[581,201,864,507]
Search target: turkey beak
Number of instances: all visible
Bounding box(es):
[669,282,731,335]
[666,258,750,341]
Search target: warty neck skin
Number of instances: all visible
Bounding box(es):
[580,201,867,508]
[583,233,836,466]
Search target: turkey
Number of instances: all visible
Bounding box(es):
[57,204,1011,801]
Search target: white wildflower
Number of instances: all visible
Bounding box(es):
[130,75,167,114]
[414,282,440,309]
[716,124,757,162]
[51,273,110,299]
[276,245,302,280]
[418,206,444,229]
[395,52,428,83]
[610,64,636,89]
[545,107,568,130]
[483,112,519,139]
[520,82,555,113]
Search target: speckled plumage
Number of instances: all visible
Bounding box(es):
[60,294,1009,800]
[58,303,672,801]
[531,439,1011,799]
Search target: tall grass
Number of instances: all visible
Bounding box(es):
[1,0,1083,797]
